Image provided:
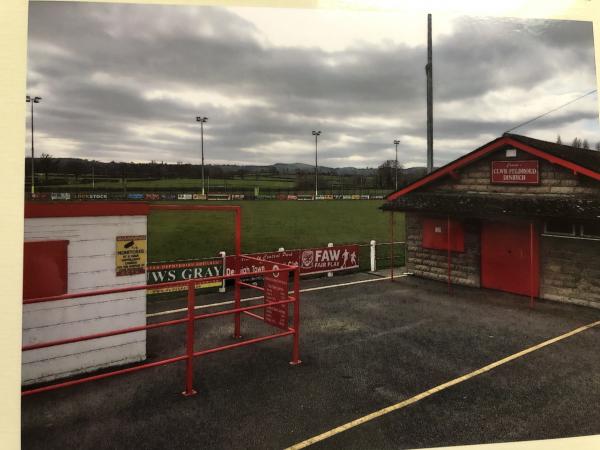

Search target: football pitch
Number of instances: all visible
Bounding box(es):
[147,200,405,268]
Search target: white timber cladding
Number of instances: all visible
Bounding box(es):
[22,215,147,385]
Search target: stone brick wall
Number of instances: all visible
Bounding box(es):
[401,146,600,308]
[540,236,600,308]
[405,213,480,287]
[428,150,600,196]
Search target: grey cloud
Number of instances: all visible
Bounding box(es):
[434,17,595,102]
[26,3,598,167]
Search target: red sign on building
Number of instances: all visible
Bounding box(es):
[491,160,539,184]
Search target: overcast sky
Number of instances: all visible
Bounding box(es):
[25,2,599,168]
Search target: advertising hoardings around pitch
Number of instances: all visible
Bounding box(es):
[225,244,359,276]
[145,244,359,294]
[146,258,224,293]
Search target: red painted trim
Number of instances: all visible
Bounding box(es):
[387,138,508,201]
[387,136,600,201]
[149,203,242,256]
[25,202,150,218]
[530,222,535,308]
[503,137,600,182]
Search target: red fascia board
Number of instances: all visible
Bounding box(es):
[387,136,600,201]
[387,137,508,201]
[25,202,150,218]
[503,137,600,182]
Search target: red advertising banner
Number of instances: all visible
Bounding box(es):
[263,263,289,329]
[298,245,359,274]
[491,160,539,184]
[225,245,359,276]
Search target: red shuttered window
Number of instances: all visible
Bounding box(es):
[23,240,69,300]
[422,218,465,252]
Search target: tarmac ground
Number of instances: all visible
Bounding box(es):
[21,270,600,449]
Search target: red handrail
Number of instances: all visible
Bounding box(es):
[22,261,301,397]
[23,267,293,305]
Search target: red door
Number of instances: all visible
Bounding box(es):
[481,222,538,297]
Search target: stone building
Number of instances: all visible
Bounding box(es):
[383,133,600,308]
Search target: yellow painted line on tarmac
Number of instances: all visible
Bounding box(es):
[285,320,600,450]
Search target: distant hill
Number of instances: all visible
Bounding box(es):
[272,163,377,176]
[25,155,425,183]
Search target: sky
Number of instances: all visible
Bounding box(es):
[25,2,600,168]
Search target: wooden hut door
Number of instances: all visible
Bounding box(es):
[481,222,539,297]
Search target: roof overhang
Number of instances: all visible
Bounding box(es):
[383,192,600,220]
[387,136,600,202]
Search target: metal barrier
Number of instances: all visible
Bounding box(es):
[22,255,301,397]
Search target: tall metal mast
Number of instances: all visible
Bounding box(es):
[426,13,433,173]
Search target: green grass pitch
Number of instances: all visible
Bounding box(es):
[147,200,405,269]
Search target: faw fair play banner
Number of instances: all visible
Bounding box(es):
[225,245,359,276]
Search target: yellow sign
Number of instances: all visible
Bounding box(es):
[116,235,147,276]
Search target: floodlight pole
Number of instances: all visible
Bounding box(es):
[393,139,400,191]
[426,13,434,173]
[26,95,41,194]
[312,130,321,198]
[196,116,208,195]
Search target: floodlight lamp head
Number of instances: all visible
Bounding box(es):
[196,116,208,123]
[394,140,400,145]
[26,95,31,102]
[312,130,321,136]
[34,97,42,103]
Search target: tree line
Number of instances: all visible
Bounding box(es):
[25,155,416,191]
[556,135,600,150]
[25,153,428,192]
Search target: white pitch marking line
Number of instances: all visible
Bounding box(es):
[146,275,407,318]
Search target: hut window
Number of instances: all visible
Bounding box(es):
[422,218,465,252]
[544,220,576,236]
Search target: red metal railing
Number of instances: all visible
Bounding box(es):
[22,256,301,397]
